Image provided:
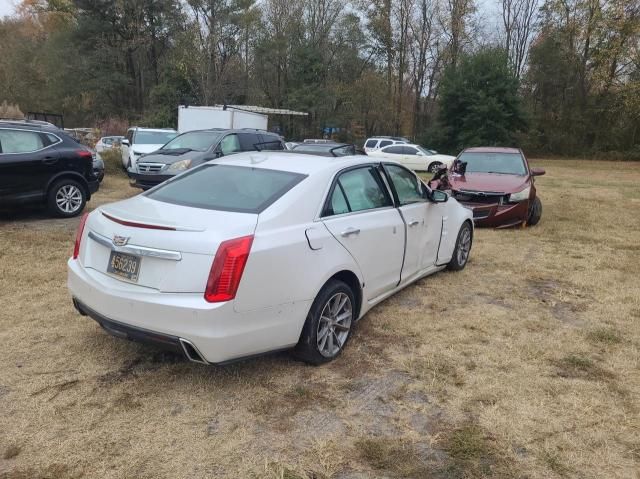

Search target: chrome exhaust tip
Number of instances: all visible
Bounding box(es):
[179,338,208,365]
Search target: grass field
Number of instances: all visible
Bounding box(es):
[0,160,639,479]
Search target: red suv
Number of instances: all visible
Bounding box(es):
[442,147,545,228]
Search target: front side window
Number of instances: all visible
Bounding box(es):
[146,164,306,213]
[365,139,377,148]
[162,131,221,152]
[402,146,419,155]
[220,134,241,155]
[324,167,391,216]
[0,129,45,153]
[386,164,424,205]
[379,140,392,148]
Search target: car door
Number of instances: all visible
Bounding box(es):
[401,146,426,171]
[384,164,444,279]
[0,128,59,200]
[322,165,405,300]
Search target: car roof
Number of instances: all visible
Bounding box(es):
[214,151,381,175]
[129,127,177,132]
[0,119,61,132]
[463,147,521,154]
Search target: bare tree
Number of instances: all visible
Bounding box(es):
[500,0,539,77]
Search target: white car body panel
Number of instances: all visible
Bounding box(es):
[68,153,472,364]
[368,145,456,172]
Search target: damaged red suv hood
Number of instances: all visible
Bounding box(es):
[448,172,529,194]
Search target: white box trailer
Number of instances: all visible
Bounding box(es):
[178,105,268,133]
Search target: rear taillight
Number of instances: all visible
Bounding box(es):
[204,235,254,303]
[73,213,89,259]
[76,149,93,161]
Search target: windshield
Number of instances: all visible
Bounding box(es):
[161,131,221,152]
[134,130,177,145]
[457,152,527,175]
[146,164,307,213]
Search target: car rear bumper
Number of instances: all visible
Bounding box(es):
[67,258,310,364]
[459,199,529,228]
[128,172,173,190]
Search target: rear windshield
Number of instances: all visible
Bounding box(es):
[145,164,307,213]
[457,152,527,175]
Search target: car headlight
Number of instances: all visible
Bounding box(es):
[509,186,531,202]
[133,150,144,156]
[166,159,192,173]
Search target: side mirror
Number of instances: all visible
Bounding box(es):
[430,190,449,203]
[530,167,545,176]
[121,139,130,146]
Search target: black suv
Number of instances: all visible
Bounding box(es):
[128,128,284,190]
[0,121,99,217]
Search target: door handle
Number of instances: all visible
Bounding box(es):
[42,157,58,165]
[340,227,360,237]
[408,219,420,227]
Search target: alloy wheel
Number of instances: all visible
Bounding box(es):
[316,292,353,358]
[55,185,83,214]
[457,227,471,266]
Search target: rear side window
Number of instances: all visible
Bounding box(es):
[365,139,377,148]
[257,134,284,151]
[324,166,392,216]
[0,129,45,153]
[383,146,404,154]
[238,133,260,151]
[146,164,307,213]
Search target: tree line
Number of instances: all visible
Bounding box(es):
[0,0,638,157]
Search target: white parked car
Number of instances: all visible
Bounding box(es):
[68,153,473,365]
[121,127,177,169]
[363,136,409,153]
[368,143,456,173]
[95,136,125,153]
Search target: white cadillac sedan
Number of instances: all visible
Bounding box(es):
[68,153,473,365]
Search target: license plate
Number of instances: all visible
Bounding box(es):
[107,251,141,282]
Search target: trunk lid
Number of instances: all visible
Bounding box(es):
[82,196,258,292]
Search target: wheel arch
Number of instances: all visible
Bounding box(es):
[46,172,91,200]
[327,270,363,320]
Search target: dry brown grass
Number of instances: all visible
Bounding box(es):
[1,159,639,478]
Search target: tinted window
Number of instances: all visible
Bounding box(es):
[333,167,391,213]
[379,140,392,148]
[220,134,241,155]
[45,133,60,145]
[402,146,419,155]
[383,145,404,154]
[0,129,45,153]
[386,164,424,205]
[238,133,260,151]
[126,130,134,144]
[162,131,221,152]
[146,164,306,213]
[256,135,284,151]
[365,140,377,148]
[134,130,177,145]
[458,152,527,175]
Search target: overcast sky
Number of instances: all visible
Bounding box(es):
[0,0,15,17]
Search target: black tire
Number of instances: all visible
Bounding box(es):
[47,178,87,218]
[526,196,542,226]
[428,161,443,173]
[447,222,472,271]
[293,279,356,365]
